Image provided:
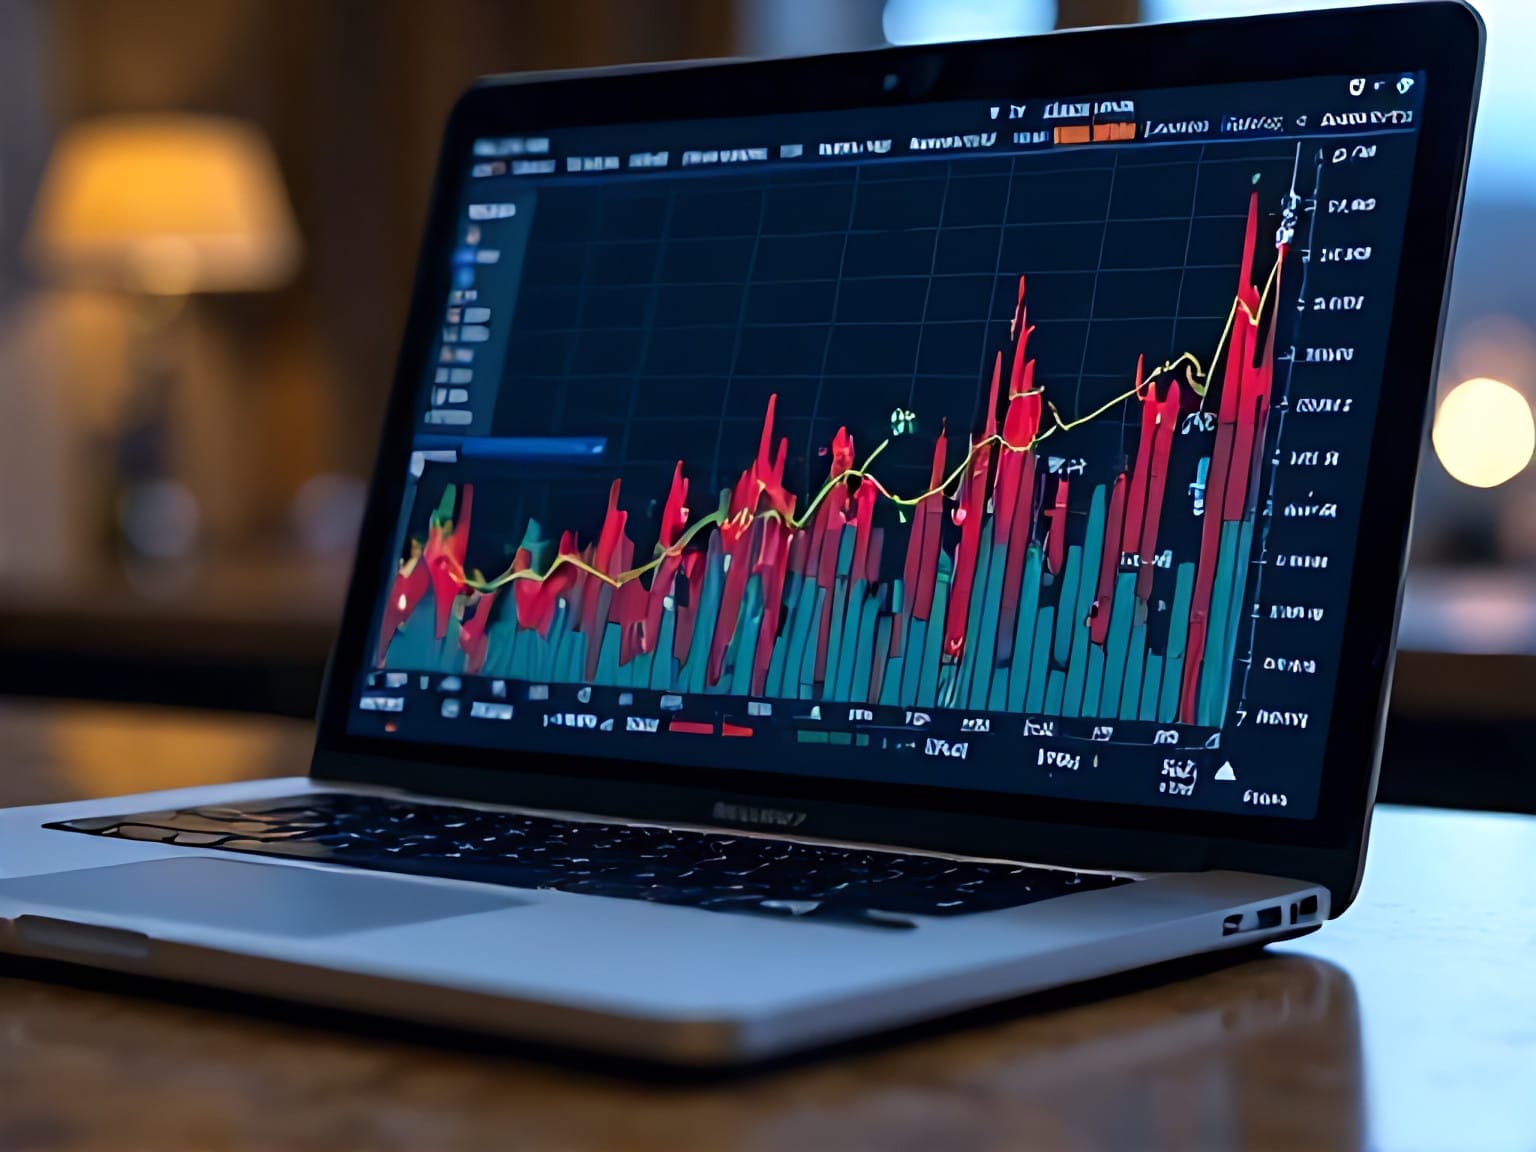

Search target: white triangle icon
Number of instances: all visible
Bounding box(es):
[1214,761,1237,781]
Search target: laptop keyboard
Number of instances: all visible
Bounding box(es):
[46,793,1135,926]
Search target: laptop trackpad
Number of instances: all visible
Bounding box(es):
[0,857,520,937]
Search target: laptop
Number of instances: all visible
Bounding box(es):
[0,2,1481,1065]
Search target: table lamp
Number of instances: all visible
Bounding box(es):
[25,114,301,560]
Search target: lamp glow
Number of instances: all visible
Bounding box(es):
[1432,377,1535,488]
[26,115,300,294]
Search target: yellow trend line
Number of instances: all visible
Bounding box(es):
[446,253,1283,596]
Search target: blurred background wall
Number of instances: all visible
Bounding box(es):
[2,0,1534,808]
[0,0,752,709]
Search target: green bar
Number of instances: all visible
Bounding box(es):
[1139,651,1163,722]
[544,600,571,683]
[498,622,522,679]
[547,625,568,684]
[822,532,856,700]
[483,621,514,678]
[550,610,574,684]
[1065,487,1108,713]
[854,595,878,703]
[836,529,857,575]
[936,660,959,709]
[683,546,725,695]
[797,730,830,744]
[615,628,636,689]
[509,623,530,680]
[547,629,566,683]
[1004,545,1043,712]
[828,731,853,746]
[596,621,622,685]
[728,577,761,697]
[1119,616,1146,721]
[513,626,537,681]
[831,579,867,703]
[1061,642,1087,718]
[381,594,430,671]
[959,523,998,709]
[507,623,529,682]
[1159,562,1196,723]
[824,579,850,701]
[523,624,542,682]
[523,628,546,685]
[987,664,1008,711]
[1217,517,1256,721]
[436,600,462,675]
[1083,645,1105,720]
[1100,571,1137,717]
[1052,546,1083,667]
[650,608,676,691]
[899,618,927,707]
[631,646,655,690]
[878,606,903,707]
[917,563,951,709]
[776,575,816,699]
[764,573,796,697]
[967,536,1008,710]
[866,613,892,705]
[1045,669,1065,713]
[1025,605,1053,713]
[796,586,827,700]
[1199,520,1243,724]
[564,631,587,685]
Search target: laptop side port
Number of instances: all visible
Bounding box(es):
[1222,893,1324,937]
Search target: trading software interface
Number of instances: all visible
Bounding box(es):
[352,72,1426,820]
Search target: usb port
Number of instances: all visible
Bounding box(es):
[1222,905,1286,936]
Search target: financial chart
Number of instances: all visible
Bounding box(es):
[357,75,1422,817]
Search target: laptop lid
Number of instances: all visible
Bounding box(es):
[311,2,1483,911]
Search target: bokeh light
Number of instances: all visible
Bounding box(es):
[1432,377,1536,488]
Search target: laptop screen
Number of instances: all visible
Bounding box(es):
[351,70,1425,822]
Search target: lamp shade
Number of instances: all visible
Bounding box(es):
[26,114,301,294]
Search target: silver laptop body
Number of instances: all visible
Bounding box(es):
[0,3,1482,1065]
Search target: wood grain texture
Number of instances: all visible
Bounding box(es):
[1,700,1533,1152]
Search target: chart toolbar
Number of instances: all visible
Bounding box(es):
[469,73,1423,180]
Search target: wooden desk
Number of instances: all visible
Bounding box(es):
[1,701,1532,1152]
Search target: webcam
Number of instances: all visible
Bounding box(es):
[879,54,944,99]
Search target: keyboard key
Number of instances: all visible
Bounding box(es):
[46,793,1134,920]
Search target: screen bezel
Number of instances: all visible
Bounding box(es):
[310,1,1484,911]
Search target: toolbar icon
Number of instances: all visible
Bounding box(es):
[1397,75,1415,94]
[1348,77,1366,96]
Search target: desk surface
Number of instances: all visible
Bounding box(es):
[1,700,1532,1152]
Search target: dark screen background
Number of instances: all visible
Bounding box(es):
[355,75,1424,819]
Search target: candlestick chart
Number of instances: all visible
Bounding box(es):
[377,187,1284,729]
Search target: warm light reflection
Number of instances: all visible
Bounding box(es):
[26,115,301,294]
[1432,377,1535,488]
[44,706,297,798]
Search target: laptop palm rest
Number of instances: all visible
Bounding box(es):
[0,857,521,937]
